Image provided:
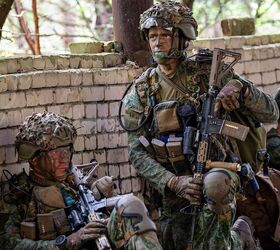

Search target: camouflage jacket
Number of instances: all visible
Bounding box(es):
[267,127,280,170]
[123,57,279,212]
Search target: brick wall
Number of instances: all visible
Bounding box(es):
[0,33,280,193]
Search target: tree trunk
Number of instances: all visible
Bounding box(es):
[112,0,153,66]
[0,0,15,39]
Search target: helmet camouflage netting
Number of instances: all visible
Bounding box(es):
[16,112,77,160]
[275,88,280,110]
[139,1,198,41]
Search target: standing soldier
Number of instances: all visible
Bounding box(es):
[120,1,278,249]
[0,111,161,250]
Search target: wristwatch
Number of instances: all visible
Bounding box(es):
[55,235,67,250]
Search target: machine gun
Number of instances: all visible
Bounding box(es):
[182,48,251,250]
[63,162,132,250]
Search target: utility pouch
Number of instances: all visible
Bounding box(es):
[151,138,168,163]
[37,213,56,240]
[154,101,181,134]
[20,218,36,240]
[51,209,71,235]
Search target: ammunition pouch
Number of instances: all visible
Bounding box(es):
[153,101,181,134]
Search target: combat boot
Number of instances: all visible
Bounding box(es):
[232,216,262,250]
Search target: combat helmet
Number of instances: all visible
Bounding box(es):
[140,1,198,55]
[16,111,77,160]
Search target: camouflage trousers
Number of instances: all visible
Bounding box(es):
[160,169,243,250]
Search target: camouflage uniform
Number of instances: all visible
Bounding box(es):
[0,112,161,250]
[122,56,278,249]
[267,128,280,170]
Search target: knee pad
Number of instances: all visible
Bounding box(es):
[116,195,157,234]
[203,169,236,214]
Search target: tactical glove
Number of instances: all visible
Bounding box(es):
[169,176,203,205]
[214,79,244,113]
[91,176,115,200]
[66,220,107,250]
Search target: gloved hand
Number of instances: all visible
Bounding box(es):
[214,79,244,113]
[66,220,107,250]
[91,176,115,200]
[168,175,203,205]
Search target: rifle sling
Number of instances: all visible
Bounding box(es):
[156,66,188,96]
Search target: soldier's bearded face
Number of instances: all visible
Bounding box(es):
[148,26,173,64]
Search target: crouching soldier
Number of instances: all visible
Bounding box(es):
[0,111,161,250]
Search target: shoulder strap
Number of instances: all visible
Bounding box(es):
[155,66,188,96]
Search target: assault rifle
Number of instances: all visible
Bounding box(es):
[63,162,132,250]
[182,48,250,250]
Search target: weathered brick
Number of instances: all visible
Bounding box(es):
[20,57,33,72]
[259,46,275,59]
[108,164,120,178]
[45,71,59,87]
[73,104,85,119]
[70,56,81,69]
[74,135,85,152]
[233,62,244,75]
[225,36,246,49]
[109,101,120,116]
[47,105,60,114]
[7,58,20,74]
[131,177,142,192]
[0,77,8,92]
[78,120,97,135]
[57,56,70,69]
[0,128,17,146]
[244,61,261,74]
[246,73,262,85]
[242,48,253,61]
[80,56,93,68]
[262,84,280,95]
[94,149,106,164]
[18,74,32,90]
[85,104,97,118]
[82,71,94,86]
[26,91,39,107]
[0,60,8,74]
[1,162,29,176]
[209,38,226,50]
[54,88,80,103]
[6,75,18,91]
[94,68,129,85]
[72,153,82,165]
[107,148,128,164]
[33,56,45,70]
[21,108,34,120]
[193,39,211,49]
[0,112,8,128]
[276,70,280,82]
[105,85,126,101]
[130,165,139,177]
[0,92,26,109]
[103,53,123,68]
[37,89,54,105]
[5,146,17,164]
[97,103,108,118]
[96,163,108,179]
[82,151,95,165]
[0,147,5,164]
[34,106,47,113]
[57,71,71,86]
[260,58,279,72]
[262,71,277,85]
[8,110,22,126]
[97,134,109,149]
[120,179,132,194]
[120,163,130,178]
[81,86,104,102]
[33,72,46,88]
[127,68,144,81]
[71,71,83,86]
[60,104,73,118]
[44,56,57,70]
[85,135,97,150]
[97,118,117,133]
